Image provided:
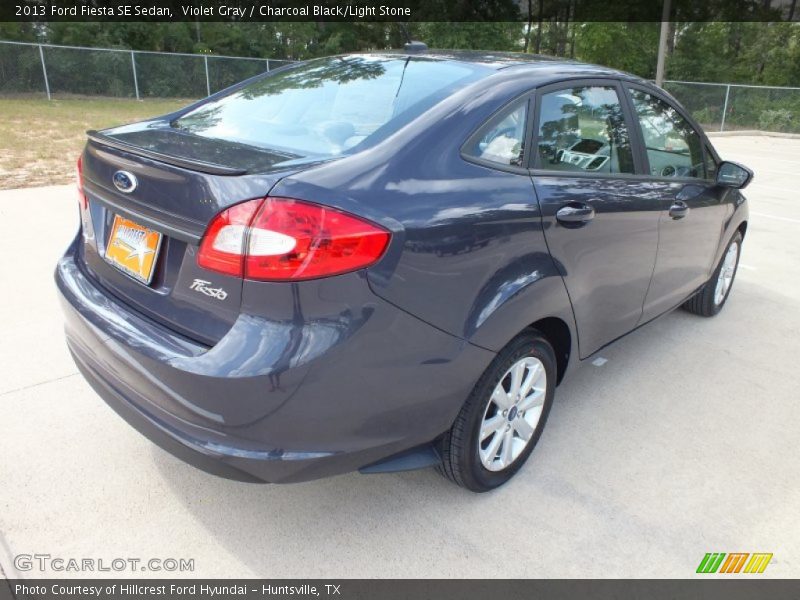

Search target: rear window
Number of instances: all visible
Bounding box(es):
[173,55,489,160]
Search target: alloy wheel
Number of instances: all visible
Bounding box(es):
[714,241,740,306]
[478,356,547,472]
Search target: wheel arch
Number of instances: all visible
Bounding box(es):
[737,220,748,239]
[526,317,571,385]
[712,196,748,269]
[468,268,578,385]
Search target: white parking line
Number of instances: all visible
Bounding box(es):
[751,211,800,224]
[744,156,800,164]
[742,168,799,177]
[752,184,800,194]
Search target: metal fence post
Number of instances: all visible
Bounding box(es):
[204,55,211,96]
[131,51,140,100]
[265,59,270,72]
[720,84,731,132]
[38,44,51,100]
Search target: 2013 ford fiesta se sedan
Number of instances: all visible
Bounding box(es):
[56,49,753,492]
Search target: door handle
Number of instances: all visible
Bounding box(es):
[556,202,595,227]
[669,200,690,219]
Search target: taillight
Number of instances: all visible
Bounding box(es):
[198,197,390,281]
[197,200,261,276]
[76,156,87,209]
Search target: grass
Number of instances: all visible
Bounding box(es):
[0,96,192,190]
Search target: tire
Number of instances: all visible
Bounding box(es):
[438,330,556,492]
[682,231,743,317]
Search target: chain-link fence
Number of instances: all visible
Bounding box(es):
[664,80,800,134]
[0,40,294,100]
[2,40,799,133]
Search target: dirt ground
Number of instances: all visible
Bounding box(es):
[0,96,189,189]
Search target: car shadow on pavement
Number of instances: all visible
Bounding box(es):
[151,445,483,576]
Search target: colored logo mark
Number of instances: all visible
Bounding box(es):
[696,552,773,574]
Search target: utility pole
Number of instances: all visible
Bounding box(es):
[655,0,671,87]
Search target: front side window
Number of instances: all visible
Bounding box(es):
[464,99,528,167]
[536,86,635,174]
[628,89,705,179]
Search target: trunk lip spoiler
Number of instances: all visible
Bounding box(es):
[86,130,249,176]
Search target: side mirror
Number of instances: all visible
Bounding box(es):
[717,161,753,189]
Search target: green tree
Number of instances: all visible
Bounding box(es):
[412,22,523,51]
[573,23,660,78]
[2,20,799,86]
[0,22,38,42]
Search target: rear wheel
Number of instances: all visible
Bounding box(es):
[682,231,742,317]
[438,331,556,492]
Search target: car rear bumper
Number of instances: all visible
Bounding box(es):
[56,239,494,483]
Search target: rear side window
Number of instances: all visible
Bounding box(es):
[628,89,705,179]
[173,55,489,161]
[463,99,528,167]
[535,86,635,174]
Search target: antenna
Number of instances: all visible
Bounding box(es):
[397,22,412,44]
[396,23,428,52]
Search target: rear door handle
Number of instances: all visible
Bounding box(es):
[669,200,690,219]
[556,202,595,227]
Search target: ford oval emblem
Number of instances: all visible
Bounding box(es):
[112,170,137,194]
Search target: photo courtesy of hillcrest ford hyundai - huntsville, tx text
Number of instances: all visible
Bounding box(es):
[56,45,752,492]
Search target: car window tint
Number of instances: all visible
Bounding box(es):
[174,56,489,160]
[628,89,705,179]
[704,144,718,181]
[536,86,634,174]
[464,100,528,167]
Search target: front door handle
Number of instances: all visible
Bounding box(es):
[556,202,595,227]
[669,200,690,219]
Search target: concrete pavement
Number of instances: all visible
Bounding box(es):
[1,135,799,578]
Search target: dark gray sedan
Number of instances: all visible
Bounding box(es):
[57,50,751,491]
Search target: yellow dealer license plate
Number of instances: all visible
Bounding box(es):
[104,215,162,285]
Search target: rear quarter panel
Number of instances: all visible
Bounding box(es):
[272,72,577,357]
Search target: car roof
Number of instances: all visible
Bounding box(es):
[382,48,563,67]
[376,49,649,86]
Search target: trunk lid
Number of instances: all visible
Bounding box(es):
[78,122,312,345]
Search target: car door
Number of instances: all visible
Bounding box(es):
[530,79,661,358]
[622,84,730,322]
